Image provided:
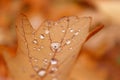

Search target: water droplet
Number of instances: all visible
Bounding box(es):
[63,20,66,23]
[40,34,45,39]
[66,40,71,45]
[45,30,49,34]
[52,78,58,80]
[44,59,48,62]
[69,47,73,50]
[50,67,58,74]
[34,59,38,62]
[51,42,61,52]
[74,32,79,35]
[70,29,74,32]
[43,58,48,64]
[68,28,71,30]
[40,46,44,49]
[51,58,58,65]
[33,66,39,71]
[51,67,58,72]
[33,47,36,50]
[33,39,38,44]
[37,48,40,51]
[62,30,65,33]
[49,53,52,56]
[54,22,58,25]
[38,69,46,77]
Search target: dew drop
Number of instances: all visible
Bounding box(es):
[66,40,71,45]
[50,67,58,74]
[51,58,58,65]
[33,66,39,71]
[70,29,74,32]
[40,46,44,49]
[69,47,73,50]
[33,39,38,44]
[38,69,46,77]
[49,53,52,56]
[54,22,58,25]
[51,42,61,52]
[74,32,79,35]
[45,30,49,34]
[37,48,40,51]
[52,78,58,80]
[51,67,58,72]
[62,30,65,33]
[33,47,36,50]
[34,59,38,62]
[40,34,45,39]
[43,58,48,64]
[68,28,71,30]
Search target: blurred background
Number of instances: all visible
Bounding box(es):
[0,0,120,80]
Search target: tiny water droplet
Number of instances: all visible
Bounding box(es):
[33,66,39,71]
[40,34,45,39]
[33,39,38,44]
[45,30,49,34]
[38,69,46,77]
[34,59,38,62]
[40,46,44,48]
[51,58,58,65]
[62,30,65,33]
[74,32,79,35]
[37,48,40,51]
[43,58,48,64]
[70,29,74,32]
[33,47,36,50]
[50,67,58,74]
[51,42,61,52]
[54,22,58,25]
[66,40,71,45]
[49,53,52,56]
[69,47,73,50]
[51,67,58,72]
[52,78,58,80]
